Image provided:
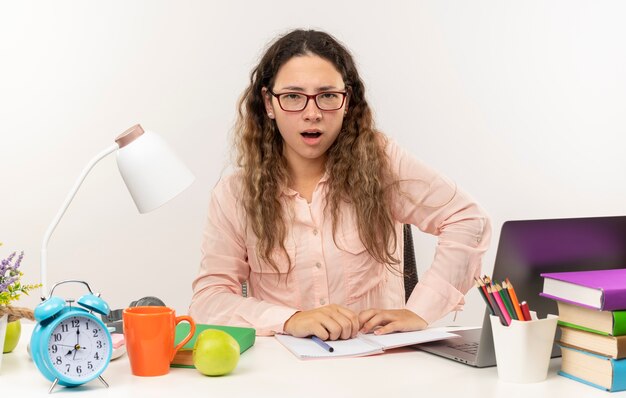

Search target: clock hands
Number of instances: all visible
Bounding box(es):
[61,328,87,359]
[73,329,81,360]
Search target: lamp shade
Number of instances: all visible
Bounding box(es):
[115,125,195,213]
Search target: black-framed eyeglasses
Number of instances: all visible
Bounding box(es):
[268,89,348,112]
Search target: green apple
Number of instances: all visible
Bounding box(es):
[3,319,21,353]
[192,329,240,376]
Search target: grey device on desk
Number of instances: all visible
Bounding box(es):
[417,215,626,367]
[103,296,166,333]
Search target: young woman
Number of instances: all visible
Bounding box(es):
[189,29,491,340]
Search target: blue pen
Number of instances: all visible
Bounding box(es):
[311,336,334,353]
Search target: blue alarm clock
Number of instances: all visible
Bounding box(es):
[31,280,113,393]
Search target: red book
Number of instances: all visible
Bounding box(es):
[540,268,626,311]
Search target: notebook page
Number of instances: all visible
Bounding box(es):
[359,329,459,350]
[275,334,383,359]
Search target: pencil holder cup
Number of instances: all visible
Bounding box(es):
[489,311,558,383]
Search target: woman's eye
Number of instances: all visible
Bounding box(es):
[283,94,303,101]
[319,93,338,99]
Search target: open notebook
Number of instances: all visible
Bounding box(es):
[276,329,459,359]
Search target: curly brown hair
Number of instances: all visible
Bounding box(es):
[235,29,399,273]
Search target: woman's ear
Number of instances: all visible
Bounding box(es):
[262,87,275,119]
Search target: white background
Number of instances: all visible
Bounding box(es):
[1,1,625,327]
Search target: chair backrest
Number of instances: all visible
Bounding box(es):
[242,224,419,302]
[403,224,418,302]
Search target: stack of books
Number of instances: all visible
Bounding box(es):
[541,268,626,392]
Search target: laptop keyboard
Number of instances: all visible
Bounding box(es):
[447,342,479,354]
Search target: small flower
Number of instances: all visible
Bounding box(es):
[14,251,24,270]
[0,248,41,307]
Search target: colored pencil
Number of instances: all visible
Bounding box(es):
[489,285,511,326]
[500,281,520,321]
[495,283,517,321]
[520,301,532,321]
[505,278,525,321]
[486,285,508,326]
[474,277,496,315]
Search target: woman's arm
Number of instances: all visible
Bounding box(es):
[189,175,298,336]
[389,139,492,326]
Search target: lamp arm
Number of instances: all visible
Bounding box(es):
[40,143,119,299]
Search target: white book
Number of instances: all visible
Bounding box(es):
[275,329,459,360]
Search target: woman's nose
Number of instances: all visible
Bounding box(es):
[302,98,322,121]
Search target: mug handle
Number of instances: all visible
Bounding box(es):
[171,315,196,361]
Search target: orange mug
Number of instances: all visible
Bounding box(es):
[123,306,195,376]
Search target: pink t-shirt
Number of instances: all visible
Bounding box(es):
[189,139,491,335]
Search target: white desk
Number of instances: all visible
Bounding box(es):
[0,323,620,397]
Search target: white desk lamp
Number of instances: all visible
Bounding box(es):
[40,124,195,298]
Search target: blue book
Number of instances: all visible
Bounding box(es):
[559,345,626,392]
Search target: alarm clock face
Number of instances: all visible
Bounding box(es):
[45,314,110,382]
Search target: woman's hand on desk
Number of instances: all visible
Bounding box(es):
[283,305,360,340]
[358,309,427,335]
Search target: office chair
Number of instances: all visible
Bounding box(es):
[402,224,419,302]
[242,225,419,302]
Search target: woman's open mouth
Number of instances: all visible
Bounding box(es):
[301,131,322,145]
[301,131,322,138]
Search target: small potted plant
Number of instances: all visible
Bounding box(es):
[1,244,40,369]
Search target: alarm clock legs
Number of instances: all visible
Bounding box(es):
[98,375,109,388]
[49,378,59,394]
